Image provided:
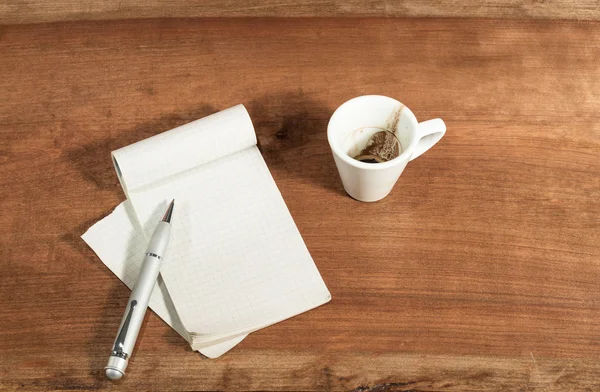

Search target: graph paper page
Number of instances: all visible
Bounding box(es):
[128,145,331,336]
[97,104,330,340]
[81,201,248,358]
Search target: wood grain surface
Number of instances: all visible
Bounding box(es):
[1,0,600,25]
[1,18,599,391]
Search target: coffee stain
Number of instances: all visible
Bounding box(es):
[386,104,405,136]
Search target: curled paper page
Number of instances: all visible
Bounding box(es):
[112,105,257,197]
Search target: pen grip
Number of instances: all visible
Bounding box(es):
[118,254,162,356]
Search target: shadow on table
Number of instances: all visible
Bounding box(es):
[62,214,194,386]
[58,214,127,384]
[249,91,344,196]
[65,104,218,193]
[86,279,129,385]
[66,94,342,197]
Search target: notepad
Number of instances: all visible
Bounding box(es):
[82,105,331,357]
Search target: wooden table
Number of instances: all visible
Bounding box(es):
[1,17,599,391]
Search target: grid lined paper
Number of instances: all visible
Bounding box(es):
[129,145,331,338]
[82,201,248,357]
[82,104,330,356]
[112,105,257,196]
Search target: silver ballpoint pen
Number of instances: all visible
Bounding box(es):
[105,200,175,380]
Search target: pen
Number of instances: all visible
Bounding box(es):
[105,200,175,380]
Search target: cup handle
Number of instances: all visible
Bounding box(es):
[410,118,446,161]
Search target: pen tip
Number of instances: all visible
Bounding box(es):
[162,200,175,223]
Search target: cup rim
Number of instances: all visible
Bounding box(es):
[327,95,419,170]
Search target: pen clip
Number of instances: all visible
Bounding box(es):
[111,300,137,358]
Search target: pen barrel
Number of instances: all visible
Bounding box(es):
[121,254,163,352]
[105,221,171,379]
[146,222,171,256]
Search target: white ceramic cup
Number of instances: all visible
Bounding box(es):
[327,95,446,202]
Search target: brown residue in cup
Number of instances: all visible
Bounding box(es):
[351,104,405,163]
[387,104,404,134]
[354,131,400,163]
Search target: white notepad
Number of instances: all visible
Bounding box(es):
[82,105,331,357]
